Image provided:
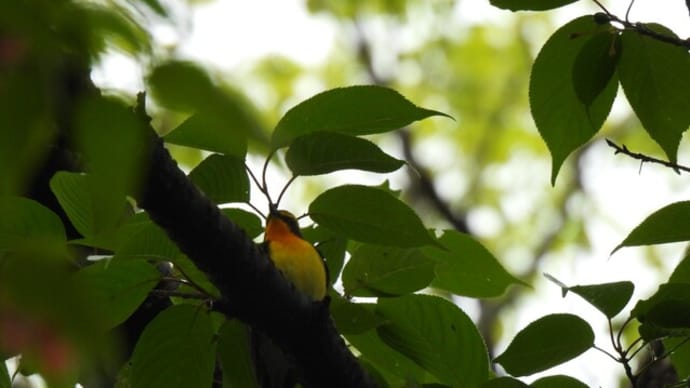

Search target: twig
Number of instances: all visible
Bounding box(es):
[591,5,690,50]
[149,288,210,300]
[606,139,690,174]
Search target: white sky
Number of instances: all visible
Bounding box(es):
[91,1,690,387]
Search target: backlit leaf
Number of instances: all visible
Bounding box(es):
[164,113,247,158]
[613,201,690,253]
[572,30,620,106]
[494,314,594,376]
[618,25,690,165]
[376,294,489,387]
[567,281,634,318]
[285,131,404,176]
[531,375,588,388]
[309,184,436,247]
[530,16,617,184]
[271,85,450,148]
[189,154,249,204]
[342,244,435,297]
[424,230,526,298]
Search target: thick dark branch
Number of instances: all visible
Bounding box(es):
[606,139,690,174]
[135,110,373,388]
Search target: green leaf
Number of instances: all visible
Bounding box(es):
[148,61,218,113]
[530,16,617,184]
[572,30,620,106]
[0,360,10,388]
[189,154,249,204]
[489,0,578,11]
[480,377,529,388]
[494,314,594,376]
[342,244,435,297]
[376,294,489,387]
[74,259,161,329]
[613,201,690,254]
[567,281,634,318]
[302,225,348,284]
[285,131,404,176]
[531,375,588,388]
[217,320,258,388]
[170,252,220,299]
[164,113,247,158]
[221,208,263,239]
[423,230,526,298]
[130,304,216,388]
[309,184,436,248]
[330,296,386,334]
[618,25,690,165]
[116,219,180,260]
[632,283,690,340]
[50,172,129,239]
[345,330,435,384]
[0,196,66,255]
[666,336,690,377]
[271,85,450,148]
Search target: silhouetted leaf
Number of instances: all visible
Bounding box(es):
[568,281,634,318]
[271,85,450,148]
[165,114,247,158]
[309,184,436,247]
[531,375,588,388]
[613,201,690,253]
[217,320,258,388]
[618,25,690,165]
[495,314,594,376]
[189,154,249,204]
[285,131,404,176]
[490,0,578,11]
[572,30,620,106]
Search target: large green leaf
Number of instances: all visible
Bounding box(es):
[217,320,258,388]
[342,244,435,297]
[618,25,690,164]
[50,172,130,240]
[285,131,404,176]
[423,230,526,298]
[632,283,690,340]
[531,375,588,388]
[189,154,249,204]
[613,201,690,254]
[309,184,436,247]
[164,113,247,158]
[302,225,348,284]
[0,196,66,255]
[74,259,160,329]
[666,336,690,378]
[221,208,264,239]
[130,304,216,388]
[271,85,450,148]
[148,61,218,113]
[530,16,617,184]
[330,296,385,334]
[345,330,436,385]
[494,314,594,376]
[489,0,578,11]
[376,294,489,387]
[572,30,620,106]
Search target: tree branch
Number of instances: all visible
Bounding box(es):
[592,8,690,50]
[605,139,690,174]
[134,100,374,388]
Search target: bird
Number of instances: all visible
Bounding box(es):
[262,207,328,301]
[250,206,329,388]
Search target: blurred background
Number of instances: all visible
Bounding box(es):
[9,0,690,386]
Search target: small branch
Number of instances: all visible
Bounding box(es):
[593,344,621,362]
[592,8,690,50]
[149,289,210,300]
[606,139,690,174]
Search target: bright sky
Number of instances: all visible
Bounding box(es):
[91,1,690,387]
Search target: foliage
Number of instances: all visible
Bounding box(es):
[2,0,690,387]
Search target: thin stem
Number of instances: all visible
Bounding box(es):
[261,149,277,205]
[245,162,265,193]
[625,0,636,22]
[627,338,648,360]
[245,201,267,220]
[624,336,645,357]
[275,175,298,209]
[593,344,621,362]
[616,315,635,350]
[609,318,620,351]
[636,337,690,377]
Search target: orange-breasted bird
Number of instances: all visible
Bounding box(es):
[252,207,329,387]
[263,207,328,301]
